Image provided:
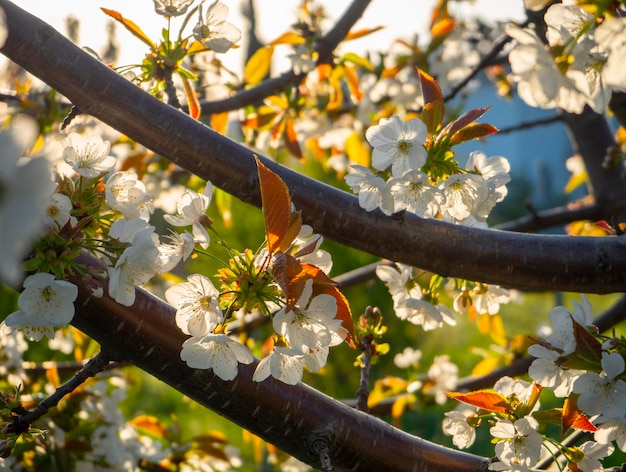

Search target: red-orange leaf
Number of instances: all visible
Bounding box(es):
[418,68,443,105]
[562,395,596,435]
[284,117,303,160]
[449,123,498,145]
[447,390,512,414]
[421,100,445,135]
[572,316,602,363]
[100,8,156,50]
[181,76,200,119]
[442,107,490,138]
[255,156,292,255]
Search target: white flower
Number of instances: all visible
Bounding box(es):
[595,417,626,452]
[401,299,455,331]
[105,171,153,221]
[442,408,477,449]
[180,334,254,380]
[394,347,422,369]
[424,355,458,404]
[163,184,213,248]
[273,280,345,354]
[465,151,510,201]
[490,417,543,469]
[288,45,317,75]
[365,116,428,178]
[344,165,394,215]
[292,225,332,274]
[62,133,116,179]
[108,232,159,306]
[439,173,488,223]
[157,231,195,273]
[253,346,313,385]
[43,193,73,228]
[527,347,582,397]
[375,263,421,307]
[595,17,626,91]
[3,273,78,341]
[473,285,510,315]
[506,25,590,114]
[388,170,444,218]
[165,274,223,337]
[0,119,56,285]
[193,1,241,54]
[152,0,194,17]
[109,218,155,244]
[572,351,626,419]
[572,441,614,472]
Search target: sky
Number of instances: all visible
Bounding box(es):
[11,0,525,73]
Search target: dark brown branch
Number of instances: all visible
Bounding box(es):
[195,0,372,115]
[495,203,602,232]
[65,253,489,472]
[496,115,562,135]
[4,1,626,293]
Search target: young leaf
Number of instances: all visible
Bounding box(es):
[255,155,292,255]
[269,32,306,46]
[245,46,274,86]
[418,69,443,105]
[572,317,602,364]
[341,52,374,71]
[441,107,490,138]
[562,395,596,435]
[449,123,499,145]
[447,390,512,414]
[284,117,303,160]
[421,100,445,135]
[344,26,385,41]
[181,76,200,119]
[100,8,156,50]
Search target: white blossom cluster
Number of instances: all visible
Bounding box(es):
[345,115,510,227]
[507,3,626,114]
[442,296,626,471]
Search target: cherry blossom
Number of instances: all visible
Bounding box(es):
[3,273,78,341]
[252,346,308,385]
[152,0,194,17]
[179,334,254,380]
[344,165,394,215]
[571,441,614,472]
[193,1,241,54]
[365,116,428,178]
[43,193,73,228]
[163,184,213,248]
[572,352,626,419]
[62,133,116,179]
[108,232,159,306]
[272,280,346,354]
[388,170,444,218]
[442,408,477,449]
[165,274,223,337]
[105,171,153,221]
[489,416,543,470]
[595,418,626,452]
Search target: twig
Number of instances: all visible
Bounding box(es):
[441,20,529,104]
[495,115,562,135]
[495,203,602,233]
[11,350,112,432]
[194,0,373,115]
[356,334,372,412]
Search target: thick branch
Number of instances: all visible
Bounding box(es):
[3,1,626,293]
[68,254,488,472]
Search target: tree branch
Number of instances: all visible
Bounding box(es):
[495,203,602,232]
[195,0,372,115]
[3,1,626,293]
[66,253,489,472]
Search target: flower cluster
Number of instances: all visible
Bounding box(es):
[507,3,626,114]
[444,295,626,471]
[345,113,510,227]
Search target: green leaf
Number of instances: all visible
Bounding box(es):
[341,52,373,71]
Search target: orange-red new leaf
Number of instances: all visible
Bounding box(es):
[447,390,512,414]
[255,156,292,255]
[449,123,499,145]
[562,395,596,435]
[181,76,201,119]
[418,69,443,105]
[100,8,156,50]
[344,26,385,41]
